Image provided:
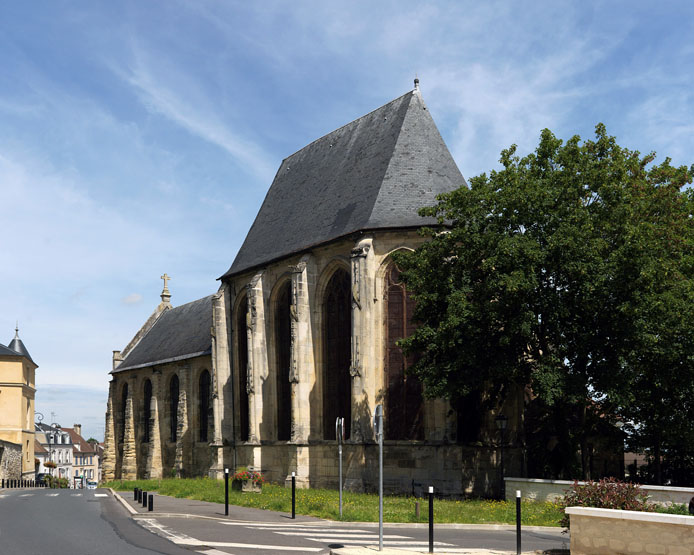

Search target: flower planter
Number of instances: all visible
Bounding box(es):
[231,479,262,493]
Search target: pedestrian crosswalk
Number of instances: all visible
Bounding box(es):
[0,492,105,498]
[220,521,458,552]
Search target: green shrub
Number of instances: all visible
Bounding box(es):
[559,478,653,528]
[654,503,689,515]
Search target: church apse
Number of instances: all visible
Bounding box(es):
[105,86,527,495]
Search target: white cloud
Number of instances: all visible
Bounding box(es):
[108,42,275,182]
[121,293,143,305]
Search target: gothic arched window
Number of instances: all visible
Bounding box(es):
[275,281,292,441]
[385,263,423,440]
[323,269,352,440]
[170,374,179,443]
[237,295,250,441]
[199,370,211,442]
[143,379,152,443]
[119,383,128,443]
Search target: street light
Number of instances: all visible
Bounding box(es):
[495,414,508,500]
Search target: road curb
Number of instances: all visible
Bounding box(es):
[108,490,563,532]
[109,487,137,515]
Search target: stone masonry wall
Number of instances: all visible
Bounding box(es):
[0,440,22,481]
[223,229,524,497]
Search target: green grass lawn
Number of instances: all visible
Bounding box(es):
[102,477,563,526]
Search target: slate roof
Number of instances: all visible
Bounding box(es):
[64,428,96,453]
[222,88,465,278]
[113,295,214,373]
[0,343,20,357]
[8,336,33,363]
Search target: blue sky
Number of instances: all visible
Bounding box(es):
[1,1,692,441]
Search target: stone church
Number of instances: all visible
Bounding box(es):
[103,84,520,496]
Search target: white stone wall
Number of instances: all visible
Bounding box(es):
[567,507,694,554]
[506,477,694,506]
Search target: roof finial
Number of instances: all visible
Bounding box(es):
[14,321,19,339]
[414,76,419,90]
[160,273,172,306]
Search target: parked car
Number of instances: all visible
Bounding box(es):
[86,480,97,490]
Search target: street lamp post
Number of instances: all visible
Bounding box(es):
[495,414,508,500]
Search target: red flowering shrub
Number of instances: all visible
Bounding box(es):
[231,467,265,485]
[559,477,653,528]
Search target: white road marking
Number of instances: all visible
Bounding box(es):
[138,518,322,552]
[19,494,34,497]
[197,550,233,555]
[71,493,82,497]
[306,538,455,546]
[276,531,411,539]
[47,493,60,497]
[246,526,372,533]
[174,539,322,551]
[94,493,108,497]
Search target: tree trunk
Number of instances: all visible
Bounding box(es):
[654,438,662,485]
[580,402,590,480]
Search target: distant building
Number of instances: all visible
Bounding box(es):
[64,424,99,486]
[0,327,37,480]
[35,423,73,481]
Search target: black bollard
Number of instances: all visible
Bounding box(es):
[291,472,296,519]
[428,486,434,554]
[134,487,138,501]
[1,478,4,488]
[137,488,142,503]
[516,490,521,555]
[142,491,148,507]
[148,493,153,512]
[224,468,229,516]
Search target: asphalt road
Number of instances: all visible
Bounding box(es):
[0,487,570,554]
[133,515,569,554]
[0,487,191,555]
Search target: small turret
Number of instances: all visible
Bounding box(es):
[8,323,33,363]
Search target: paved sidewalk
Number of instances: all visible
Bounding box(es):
[110,489,567,554]
[112,487,322,523]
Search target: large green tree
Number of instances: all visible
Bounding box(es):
[395,125,694,480]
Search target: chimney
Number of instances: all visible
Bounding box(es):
[74,424,82,436]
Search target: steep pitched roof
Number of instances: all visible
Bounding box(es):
[63,427,95,453]
[112,295,214,373]
[222,88,465,278]
[34,440,47,454]
[0,343,19,357]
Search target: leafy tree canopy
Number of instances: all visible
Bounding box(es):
[395,124,694,423]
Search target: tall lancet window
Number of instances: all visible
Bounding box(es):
[274,281,292,441]
[199,370,211,442]
[237,295,250,441]
[120,383,128,443]
[323,269,352,440]
[143,379,152,443]
[170,374,179,443]
[385,263,423,440]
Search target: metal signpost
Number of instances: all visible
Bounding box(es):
[374,404,384,551]
[336,416,345,518]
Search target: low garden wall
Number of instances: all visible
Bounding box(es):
[505,477,694,506]
[566,506,694,554]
